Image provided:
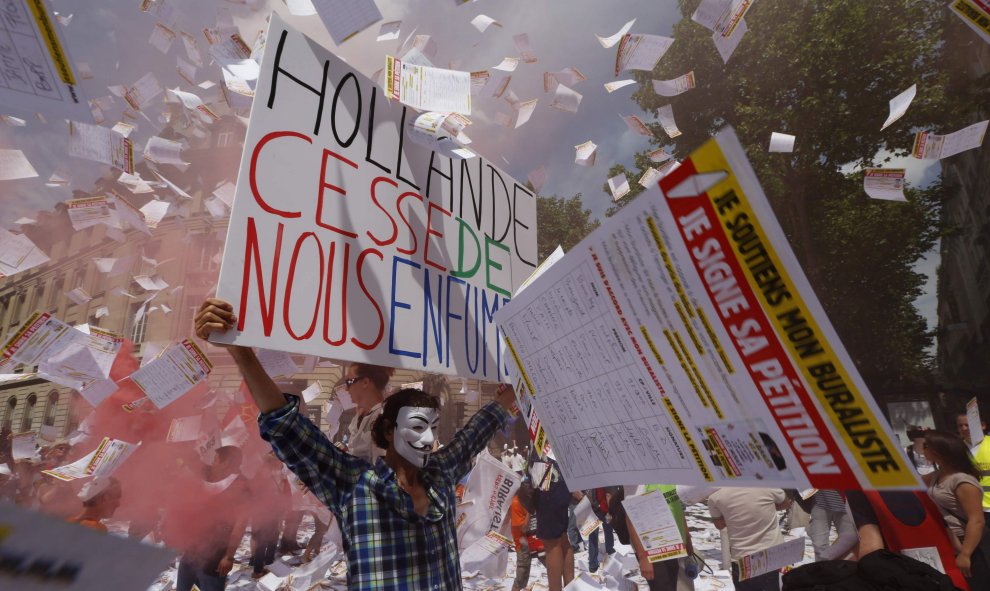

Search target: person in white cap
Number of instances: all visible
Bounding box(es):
[69,476,121,533]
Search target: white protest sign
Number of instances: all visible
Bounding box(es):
[735,537,806,580]
[496,128,918,491]
[456,450,521,550]
[0,501,176,591]
[621,489,686,563]
[214,15,537,381]
[966,397,983,447]
[0,0,92,121]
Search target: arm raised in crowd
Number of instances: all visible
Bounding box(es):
[431,385,517,483]
[193,298,286,413]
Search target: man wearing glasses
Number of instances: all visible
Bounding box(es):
[336,363,391,464]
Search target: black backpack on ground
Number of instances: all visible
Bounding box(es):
[782,550,961,591]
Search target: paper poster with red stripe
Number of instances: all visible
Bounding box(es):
[496,128,917,490]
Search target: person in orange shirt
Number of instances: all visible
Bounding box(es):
[68,476,122,533]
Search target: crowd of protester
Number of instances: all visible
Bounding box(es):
[0,297,984,591]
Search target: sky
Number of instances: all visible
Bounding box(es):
[0,0,942,333]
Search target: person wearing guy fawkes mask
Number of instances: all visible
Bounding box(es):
[262,384,515,589]
[194,296,520,591]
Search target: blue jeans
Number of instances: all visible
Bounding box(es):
[587,523,614,571]
[177,556,227,591]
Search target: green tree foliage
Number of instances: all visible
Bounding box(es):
[536,193,600,261]
[617,0,960,394]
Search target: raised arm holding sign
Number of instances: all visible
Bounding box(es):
[194,297,519,590]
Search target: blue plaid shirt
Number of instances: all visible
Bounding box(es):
[259,396,510,591]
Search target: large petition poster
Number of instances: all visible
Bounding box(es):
[496,129,918,490]
[214,15,537,380]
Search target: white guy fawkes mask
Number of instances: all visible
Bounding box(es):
[394,406,440,467]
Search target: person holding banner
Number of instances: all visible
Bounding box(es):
[193,298,518,590]
[338,363,391,464]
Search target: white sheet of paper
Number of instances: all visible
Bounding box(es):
[605,79,637,93]
[735,537,806,580]
[144,136,187,165]
[596,18,636,48]
[615,34,674,75]
[863,168,906,201]
[692,0,732,29]
[622,114,652,137]
[967,397,982,447]
[514,99,539,128]
[0,230,48,278]
[639,167,663,189]
[139,200,170,229]
[657,104,682,138]
[149,22,176,54]
[574,495,603,538]
[550,84,583,113]
[68,121,134,173]
[286,0,317,16]
[622,490,687,562]
[124,72,164,111]
[493,57,519,72]
[312,0,382,45]
[694,0,752,37]
[11,432,37,461]
[302,381,323,403]
[128,340,212,408]
[471,14,501,33]
[167,415,203,442]
[881,84,917,131]
[608,173,630,201]
[0,149,38,180]
[513,33,537,63]
[0,312,78,367]
[575,140,598,166]
[78,378,118,407]
[386,56,471,115]
[713,17,748,63]
[652,72,696,97]
[257,348,300,377]
[376,20,401,41]
[43,437,138,481]
[769,131,796,152]
[66,195,114,230]
[912,120,988,159]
